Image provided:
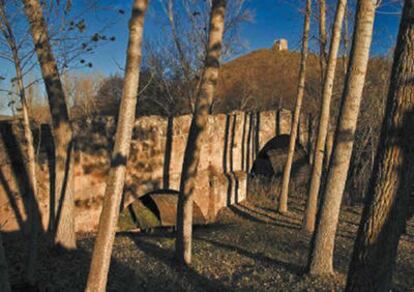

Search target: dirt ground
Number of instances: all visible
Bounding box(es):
[5,189,414,291]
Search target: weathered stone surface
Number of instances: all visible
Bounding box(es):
[0,109,313,232]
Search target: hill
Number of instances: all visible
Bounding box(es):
[215,48,325,114]
[215,47,389,118]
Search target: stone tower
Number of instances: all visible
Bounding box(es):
[273,39,288,51]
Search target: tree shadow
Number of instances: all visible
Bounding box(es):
[0,123,43,281]
[194,236,305,275]
[241,112,248,171]
[254,203,304,216]
[0,169,25,231]
[223,113,230,173]
[225,172,239,206]
[162,116,173,189]
[228,204,301,230]
[246,112,254,172]
[39,124,56,232]
[124,232,229,291]
[0,122,41,235]
[237,203,277,221]
[3,231,142,291]
[54,139,75,234]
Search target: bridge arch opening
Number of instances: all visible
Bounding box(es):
[251,134,309,179]
[119,190,206,231]
[248,134,310,199]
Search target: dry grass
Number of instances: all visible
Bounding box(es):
[216,49,323,113]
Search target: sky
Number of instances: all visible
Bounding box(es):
[0,0,403,115]
[77,0,402,75]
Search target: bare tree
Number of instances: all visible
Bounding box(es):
[346,1,414,290]
[140,0,251,116]
[0,233,11,292]
[64,72,104,118]
[85,0,149,290]
[22,0,76,249]
[0,0,42,284]
[303,0,347,233]
[308,0,378,276]
[278,0,311,214]
[0,0,113,99]
[0,1,39,113]
[176,0,227,266]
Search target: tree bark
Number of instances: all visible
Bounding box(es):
[85,1,148,291]
[0,233,11,292]
[22,0,76,249]
[176,0,227,266]
[346,1,414,290]
[318,0,327,85]
[0,1,42,284]
[342,2,350,75]
[303,0,347,233]
[279,0,311,213]
[308,0,377,276]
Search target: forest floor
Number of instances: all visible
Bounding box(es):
[5,187,414,291]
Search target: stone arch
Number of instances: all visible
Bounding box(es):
[119,190,206,231]
[251,134,308,178]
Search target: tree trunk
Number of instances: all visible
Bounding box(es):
[0,1,41,285]
[0,2,42,284]
[176,0,227,266]
[22,0,76,249]
[279,0,311,213]
[308,0,377,276]
[85,1,148,291]
[342,2,350,75]
[318,0,327,85]
[346,1,414,290]
[303,0,347,233]
[0,233,11,292]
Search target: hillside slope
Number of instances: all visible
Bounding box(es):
[216,49,325,114]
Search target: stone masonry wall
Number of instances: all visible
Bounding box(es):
[0,109,312,233]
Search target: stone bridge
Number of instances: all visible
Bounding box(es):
[0,109,313,233]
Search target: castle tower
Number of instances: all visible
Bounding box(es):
[273,39,288,51]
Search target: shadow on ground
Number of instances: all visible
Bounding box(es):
[3,192,414,291]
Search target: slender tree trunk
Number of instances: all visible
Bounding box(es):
[318,0,327,85]
[85,1,148,290]
[308,0,377,276]
[346,1,414,290]
[0,233,11,292]
[279,0,311,213]
[303,0,347,233]
[342,2,350,75]
[0,2,41,284]
[176,0,227,266]
[22,0,76,249]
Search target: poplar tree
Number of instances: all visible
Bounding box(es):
[308,0,378,276]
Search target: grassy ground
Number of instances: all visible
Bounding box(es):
[5,187,414,291]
